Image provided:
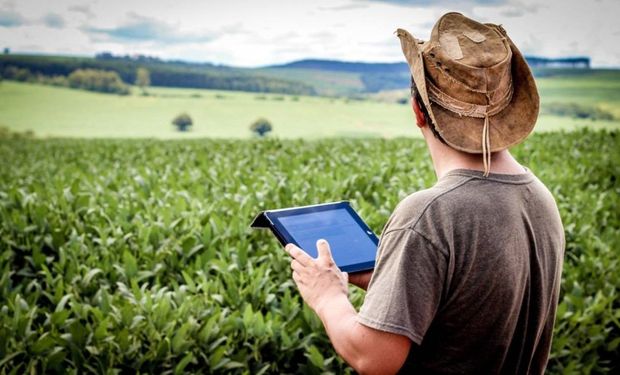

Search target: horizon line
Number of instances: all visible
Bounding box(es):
[3,50,618,70]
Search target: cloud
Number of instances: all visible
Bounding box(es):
[310,31,336,39]
[42,13,65,29]
[498,0,543,17]
[84,14,217,44]
[68,5,94,18]
[319,2,370,11]
[358,0,508,6]
[0,10,26,27]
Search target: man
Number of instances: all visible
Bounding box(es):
[286,12,564,374]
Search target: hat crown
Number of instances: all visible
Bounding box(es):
[432,13,509,67]
[423,13,513,104]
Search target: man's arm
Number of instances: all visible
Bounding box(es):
[348,270,373,290]
[286,241,411,374]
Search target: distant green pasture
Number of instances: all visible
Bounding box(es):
[258,68,365,97]
[537,70,620,119]
[1,70,619,139]
[0,82,412,139]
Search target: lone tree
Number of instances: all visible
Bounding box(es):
[135,67,150,95]
[172,113,193,132]
[250,118,273,137]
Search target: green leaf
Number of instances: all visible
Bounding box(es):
[31,333,56,354]
[51,310,70,326]
[172,322,192,353]
[83,268,103,286]
[608,337,620,351]
[55,295,71,313]
[209,346,229,370]
[123,250,138,278]
[242,304,253,328]
[305,345,324,368]
[182,270,196,293]
[174,352,194,375]
[94,318,109,340]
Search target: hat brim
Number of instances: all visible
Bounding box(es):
[397,28,539,153]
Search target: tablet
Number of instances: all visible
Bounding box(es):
[250,201,378,273]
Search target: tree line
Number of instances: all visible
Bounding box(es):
[0,54,316,95]
[1,65,130,95]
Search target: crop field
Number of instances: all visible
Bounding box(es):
[0,129,618,373]
[1,69,620,139]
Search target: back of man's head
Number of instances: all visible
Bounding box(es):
[396,12,539,175]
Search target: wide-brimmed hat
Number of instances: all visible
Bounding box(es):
[396,12,539,174]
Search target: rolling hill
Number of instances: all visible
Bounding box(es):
[0,53,600,97]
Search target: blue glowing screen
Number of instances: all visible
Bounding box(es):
[277,208,377,270]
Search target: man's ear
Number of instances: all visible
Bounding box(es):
[411,97,427,129]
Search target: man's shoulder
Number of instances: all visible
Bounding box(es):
[385,173,475,233]
[384,168,559,237]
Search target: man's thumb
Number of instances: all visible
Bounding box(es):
[316,239,332,260]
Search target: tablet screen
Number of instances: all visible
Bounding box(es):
[277,207,377,270]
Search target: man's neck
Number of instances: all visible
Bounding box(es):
[423,128,525,179]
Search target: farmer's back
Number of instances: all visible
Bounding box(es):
[360,168,565,374]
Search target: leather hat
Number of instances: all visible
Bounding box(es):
[397,12,539,172]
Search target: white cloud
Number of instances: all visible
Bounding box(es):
[0,0,618,67]
[42,13,65,29]
[83,13,218,44]
[0,9,26,27]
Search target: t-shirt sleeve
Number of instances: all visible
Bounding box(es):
[358,228,448,345]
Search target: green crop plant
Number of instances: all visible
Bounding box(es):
[0,129,618,373]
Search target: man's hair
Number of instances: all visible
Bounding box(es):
[410,77,446,144]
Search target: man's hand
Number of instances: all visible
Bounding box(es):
[285,239,411,374]
[285,239,348,315]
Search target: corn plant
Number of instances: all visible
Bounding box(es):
[0,129,618,373]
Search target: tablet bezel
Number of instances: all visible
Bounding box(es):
[266,201,378,273]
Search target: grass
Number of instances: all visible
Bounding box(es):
[0,68,619,139]
[536,70,620,119]
[0,82,412,139]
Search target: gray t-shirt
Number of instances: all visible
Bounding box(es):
[358,168,564,374]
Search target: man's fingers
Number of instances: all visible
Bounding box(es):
[291,259,305,272]
[316,239,334,263]
[285,243,313,266]
[292,270,303,285]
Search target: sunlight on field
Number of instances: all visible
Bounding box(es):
[535,115,620,132]
[1,76,619,139]
[0,82,415,139]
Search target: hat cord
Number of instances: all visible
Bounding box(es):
[482,115,491,177]
[482,91,492,177]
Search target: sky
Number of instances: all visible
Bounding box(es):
[0,0,619,68]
